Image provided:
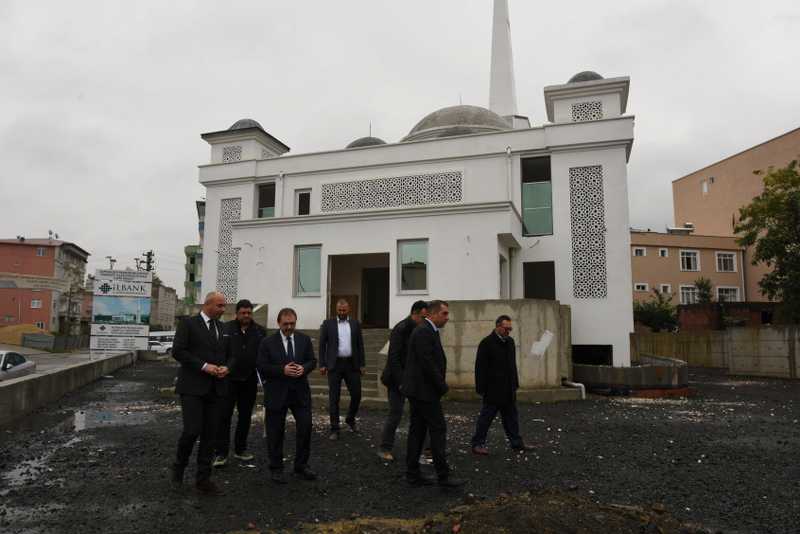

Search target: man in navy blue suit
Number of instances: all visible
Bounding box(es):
[256,308,318,484]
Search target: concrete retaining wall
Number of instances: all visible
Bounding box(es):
[0,351,136,427]
[439,299,577,401]
[634,327,799,379]
[574,355,688,390]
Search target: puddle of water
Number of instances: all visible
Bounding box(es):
[0,437,81,495]
[73,408,154,431]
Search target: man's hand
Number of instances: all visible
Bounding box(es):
[319,367,327,376]
[284,363,304,377]
[359,367,365,376]
[203,364,220,376]
[216,366,229,378]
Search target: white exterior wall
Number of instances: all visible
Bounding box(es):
[199,116,635,365]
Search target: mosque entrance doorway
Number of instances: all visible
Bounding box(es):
[328,253,390,328]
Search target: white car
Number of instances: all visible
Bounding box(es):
[147,341,173,355]
[0,351,36,381]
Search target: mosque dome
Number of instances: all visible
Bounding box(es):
[228,118,264,131]
[346,136,387,149]
[402,105,511,142]
[567,71,604,84]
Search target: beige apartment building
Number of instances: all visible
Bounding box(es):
[672,126,800,301]
[631,230,745,305]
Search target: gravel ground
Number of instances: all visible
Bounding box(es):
[0,362,797,533]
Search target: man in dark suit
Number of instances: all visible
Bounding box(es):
[378,300,428,460]
[170,291,229,496]
[470,315,535,456]
[213,299,267,467]
[256,307,317,484]
[319,299,365,439]
[403,300,465,488]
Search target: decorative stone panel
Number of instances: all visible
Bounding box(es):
[216,198,241,301]
[222,145,242,163]
[571,101,603,122]
[320,171,462,212]
[569,166,607,299]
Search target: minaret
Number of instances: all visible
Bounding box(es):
[489,0,529,128]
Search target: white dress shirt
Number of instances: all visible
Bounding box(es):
[336,318,352,357]
[425,317,439,333]
[280,330,295,358]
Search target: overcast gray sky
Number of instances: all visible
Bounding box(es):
[1,1,798,295]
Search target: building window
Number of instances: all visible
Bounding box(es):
[701,180,709,195]
[571,100,603,122]
[521,157,553,236]
[659,248,669,258]
[680,250,700,271]
[634,283,649,292]
[660,284,672,294]
[632,247,646,257]
[717,287,740,302]
[295,189,311,216]
[716,252,736,272]
[31,299,42,309]
[294,245,321,296]
[523,261,555,300]
[398,239,428,293]
[36,247,46,257]
[35,321,45,329]
[680,285,699,305]
[258,183,276,218]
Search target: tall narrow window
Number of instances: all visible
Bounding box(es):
[294,245,321,296]
[398,239,428,293]
[295,189,311,216]
[521,156,553,236]
[36,247,46,257]
[258,183,276,218]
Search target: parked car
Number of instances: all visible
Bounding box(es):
[147,341,172,355]
[0,351,36,381]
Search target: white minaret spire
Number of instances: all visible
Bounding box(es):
[489,0,518,118]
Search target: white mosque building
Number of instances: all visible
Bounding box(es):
[198,0,635,366]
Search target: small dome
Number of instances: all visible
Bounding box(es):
[346,136,387,149]
[403,105,511,142]
[568,71,604,84]
[228,118,264,131]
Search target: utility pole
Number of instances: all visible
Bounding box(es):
[143,250,154,272]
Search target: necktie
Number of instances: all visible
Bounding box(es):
[209,320,218,344]
[287,336,295,362]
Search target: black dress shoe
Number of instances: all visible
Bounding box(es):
[195,479,225,496]
[346,419,359,433]
[170,464,184,487]
[294,467,317,481]
[437,477,466,488]
[270,471,288,484]
[511,442,535,451]
[406,473,435,487]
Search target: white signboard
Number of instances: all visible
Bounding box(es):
[90,335,149,351]
[91,269,152,352]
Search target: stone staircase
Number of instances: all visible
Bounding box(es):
[306,328,389,402]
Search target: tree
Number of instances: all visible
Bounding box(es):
[693,277,713,304]
[735,160,800,322]
[633,289,678,332]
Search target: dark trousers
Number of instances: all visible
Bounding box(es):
[406,397,449,480]
[265,387,312,472]
[215,375,257,456]
[327,357,361,430]
[175,391,220,482]
[471,400,523,448]
[380,385,406,451]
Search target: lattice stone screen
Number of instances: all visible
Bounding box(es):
[320,171,462,212]
[571,101,603,122]
[569,166,607,299]
[216,198,241,301]
[222,145,242,163]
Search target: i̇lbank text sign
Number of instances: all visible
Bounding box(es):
[90,269,152,351]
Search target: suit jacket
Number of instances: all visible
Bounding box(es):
[256,331,317,411]
[475,331,519,405]
[381,316,416,388]
[222,319,267,381]
[172,314,228,397]
[319,318,365,370]
[402,320,448,402]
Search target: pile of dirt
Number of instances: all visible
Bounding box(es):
[0,323,50,345]
[288,490,708,534]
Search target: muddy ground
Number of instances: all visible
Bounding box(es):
[0,362,797,533]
